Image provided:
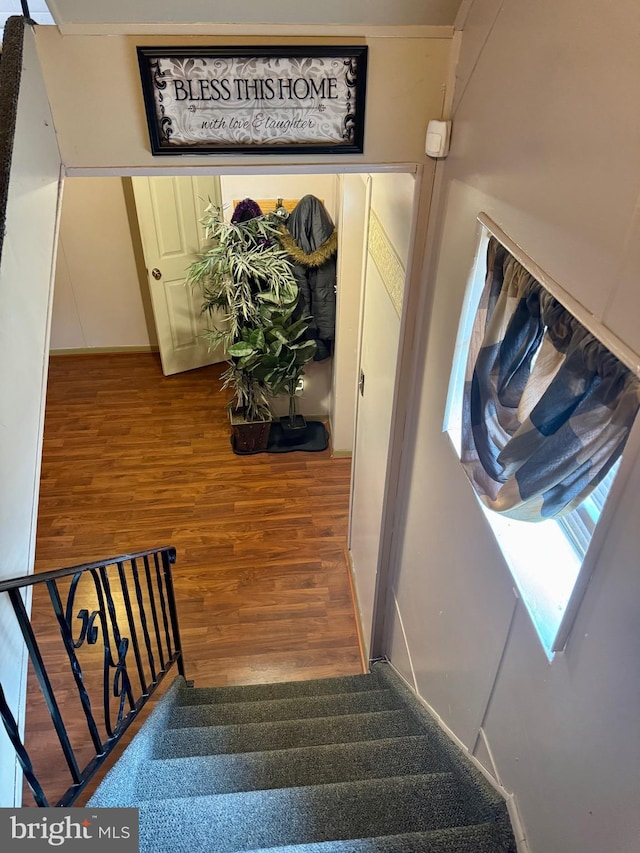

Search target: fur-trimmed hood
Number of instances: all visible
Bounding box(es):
[277,195,337,268]
[277,224,337,268]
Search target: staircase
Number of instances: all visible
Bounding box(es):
[89,662,516,852]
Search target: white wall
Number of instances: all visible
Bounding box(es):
[387,2,640,852]
[51,177,153,350]
[0,24,62,805]
[369,174,415,266]
[33,30,450,171]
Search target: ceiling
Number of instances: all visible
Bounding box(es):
[38,0,464,29]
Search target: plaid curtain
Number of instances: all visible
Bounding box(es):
[461,237,640,521]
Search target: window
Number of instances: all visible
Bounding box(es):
[445,219,640,658]
[557,463,619,560]
[1,3,54,39]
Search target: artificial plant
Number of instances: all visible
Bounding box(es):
[186,203,315,424]
[228,300,317,425]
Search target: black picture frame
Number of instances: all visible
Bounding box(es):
[137,46,368,156]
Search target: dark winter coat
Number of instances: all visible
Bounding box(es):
[278,195,337,361]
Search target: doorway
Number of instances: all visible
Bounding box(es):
[48,168,419,659]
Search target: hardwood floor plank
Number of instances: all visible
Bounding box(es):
[22,352,362,806]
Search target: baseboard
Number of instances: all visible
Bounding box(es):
[504,792,529,853]
[323,422,352,459]
[344,549,368,673]
[50,346,159,356]
[386,660,530,853]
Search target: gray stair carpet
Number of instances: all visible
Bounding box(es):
[89,662,516,853]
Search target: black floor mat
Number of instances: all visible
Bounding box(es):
[231,421,329,455]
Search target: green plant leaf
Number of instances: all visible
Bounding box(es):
[249,328,265,350]
[279,282,299,305]
[285,317,312,341]
[228,342,255,357]
[291,340,316,353]
[261,355,279,369]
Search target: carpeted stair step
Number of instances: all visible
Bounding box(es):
[178,673,381,707]
[89,666,517,852]
[134,734,448,799]
[241,823,508,853]
[137,773,471,853]
[169,689,402,728]
[154,708,422,759]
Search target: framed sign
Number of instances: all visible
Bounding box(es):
[137,46,368,156]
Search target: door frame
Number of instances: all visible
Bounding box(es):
[56,161,430,662]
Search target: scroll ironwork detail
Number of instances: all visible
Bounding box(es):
[0,545,183,807]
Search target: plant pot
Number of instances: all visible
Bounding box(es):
[279,414,308,444]
[230,408,272,453]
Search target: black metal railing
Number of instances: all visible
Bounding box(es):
[0,546,184,807]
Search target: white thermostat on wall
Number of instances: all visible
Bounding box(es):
[425,120,451,158]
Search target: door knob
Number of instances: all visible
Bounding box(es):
[151,268,162,280]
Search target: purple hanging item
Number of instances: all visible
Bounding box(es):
[231,198,264,223]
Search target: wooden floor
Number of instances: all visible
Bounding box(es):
[24,352,362,805]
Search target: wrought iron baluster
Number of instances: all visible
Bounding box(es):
[7,588,82,785]
[161,548,185,678]
[143,554,166,671]
[130,558,157,683]
[46,578,103,754]
[95,567,135,736]
[153,551,173,660]
[0,682,48,807]
[115,562,147,695]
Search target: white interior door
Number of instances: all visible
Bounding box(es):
[348,173,415,658]
[132,176,226,376]
[331,174,370,453]
[349,266,402,659]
